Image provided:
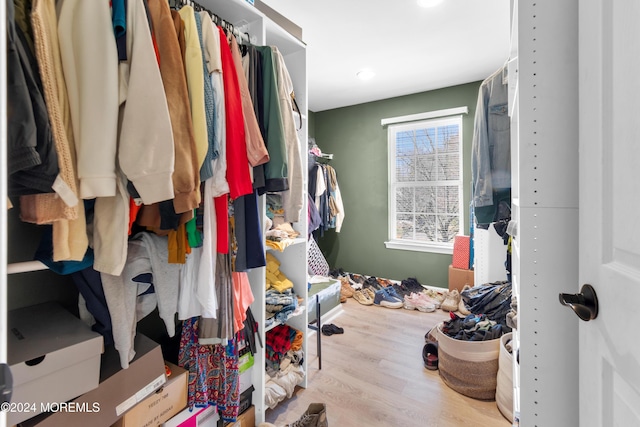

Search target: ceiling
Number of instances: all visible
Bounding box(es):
[261,0,512,112]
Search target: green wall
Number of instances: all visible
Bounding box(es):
[308,110,316,138]
[313,81,481,288]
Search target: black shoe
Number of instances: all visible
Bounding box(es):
[423,341,438,370]
[321,324,344,336]
[364,276,382,290]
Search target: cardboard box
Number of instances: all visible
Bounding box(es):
[162,405,218,427]
[225,405,255,427]
[448,264,475,292]
[112,362,188,427]
[7,302,103,425]
[21,334,166,427]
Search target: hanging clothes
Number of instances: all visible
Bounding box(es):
[148,0,200,214]
[7,0,59,197]
[254,45,289,193]
[272,47,304,223]
[471,65,511,227]
[21,0,89,263]
[229,36,269,167]
[178,6,208,173]
[218,26,253,200]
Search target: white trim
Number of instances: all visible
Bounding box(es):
[1,0,7,374]
[381,106,468,126]
[384,240,454,255]
[387,115,464,252]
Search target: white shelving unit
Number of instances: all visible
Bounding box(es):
[203,1,308,423]
[510,1,580,426]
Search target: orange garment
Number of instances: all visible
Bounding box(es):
[232,271,255,333]
[167,223,189,263]
[291,330,303,352]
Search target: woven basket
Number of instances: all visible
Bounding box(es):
[496,332,514,421]
[436,323,500,400]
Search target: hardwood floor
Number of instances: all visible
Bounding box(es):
[264,299,512,427]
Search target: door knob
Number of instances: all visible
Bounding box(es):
[559,284,598,321]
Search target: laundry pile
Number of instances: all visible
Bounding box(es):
[264,324,305,409]
[440,312,504,342]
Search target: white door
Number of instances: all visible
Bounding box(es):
[578,0,640,425]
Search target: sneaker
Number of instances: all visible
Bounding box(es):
[353,289,373,305]
[373,289,403,309]
[376,277,393,287]
[403,293,436,312]
[346,274,363,289]
[363,287,376,300]
[382,286,402,299]
[364,276,383,290]
[458,284,472,315]
[340,279,354,298]
[425,288,446,305]
[286,403,328,427]
[441,290,461,312]
[349,273,366,285]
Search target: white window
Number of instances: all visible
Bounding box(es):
[385,114,464,254]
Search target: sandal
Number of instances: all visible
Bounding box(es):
[422,341,439,370]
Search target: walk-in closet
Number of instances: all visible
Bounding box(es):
[4,0,639,427]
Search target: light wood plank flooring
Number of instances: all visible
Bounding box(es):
[265,298,511,427]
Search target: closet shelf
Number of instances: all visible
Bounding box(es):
[265,237,306,252]
[7,260,48,275]
[264,306,306,333]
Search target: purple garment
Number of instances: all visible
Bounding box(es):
[308,193,322,236]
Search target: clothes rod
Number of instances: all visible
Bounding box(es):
[7,261,48,275]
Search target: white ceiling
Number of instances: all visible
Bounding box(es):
[261,0,512,112]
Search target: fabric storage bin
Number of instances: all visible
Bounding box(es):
[307,278,341,323]
[436,323,500,400]
[496,332,514,421]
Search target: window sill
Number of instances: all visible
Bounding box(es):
[384,240,453,255]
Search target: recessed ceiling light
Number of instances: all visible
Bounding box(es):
[417,0,444,8]
[357,69,375,81]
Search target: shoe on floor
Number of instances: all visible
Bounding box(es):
[363,287,376,300]
[340,279,355,298]
[286,403,328,427]
[353,289,374,305]
[422,341,439,370]
[321,324,344,336]
[458,284,472,315]
[403,293,436,312]
[441,289,461,312]
[373,289,403,309]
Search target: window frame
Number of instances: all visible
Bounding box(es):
[384,112,465,254]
